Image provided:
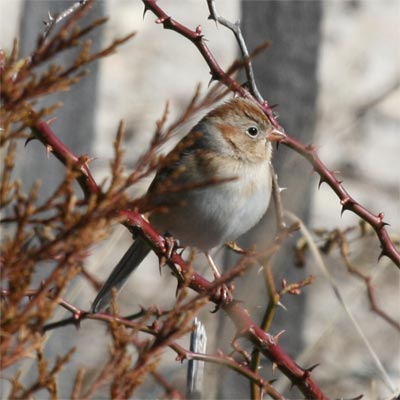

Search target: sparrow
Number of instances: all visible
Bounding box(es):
[92,97,285,312]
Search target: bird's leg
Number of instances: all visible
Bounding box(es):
[164,233,181,259]
[158,233,181,273]
[205,252,233,307]
[205,252,221,278]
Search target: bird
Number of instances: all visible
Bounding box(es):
[92,97,285,312]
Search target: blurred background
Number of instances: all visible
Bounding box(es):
[1,0,399,398]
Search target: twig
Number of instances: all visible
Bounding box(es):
[206,0,263,102]
[152,371,184,399]
[336,231,400,332]
[182,348,285,399]
[40,0,89,42]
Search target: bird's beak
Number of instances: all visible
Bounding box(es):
[267,128,286,142]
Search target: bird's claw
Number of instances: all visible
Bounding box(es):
[211,282,234,312]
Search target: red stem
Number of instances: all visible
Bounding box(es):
[282,136,400,266]
[32,120,100,198]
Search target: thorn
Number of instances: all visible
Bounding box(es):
[46,145,53,158]
[377,213,390,229]
[207,75,215,87]
[142,4,150,19]
[306,144,316,152]
[25,136,36,147]
[208,71,219,85]
[273,330,286,343]
[175,281,183,297]
[271,362,278,375]
[73,317,81,330]
[277,301,287,311]
[195,25,202,35]
[158,255,167,270]
[46,116,57,125]
[340,197,353,216]
[47,11,54,21]
[306,363,320,372]
[278,186,287,193]
[318,178,325,189]
[378,249,388,261]
[302,369,311,379]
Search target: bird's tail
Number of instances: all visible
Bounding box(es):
[91,236,151,313]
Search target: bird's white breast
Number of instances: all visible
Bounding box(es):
[151,159,272,251]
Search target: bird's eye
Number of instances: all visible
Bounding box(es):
[246,126,258,137]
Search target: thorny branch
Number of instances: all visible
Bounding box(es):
[142,0,400,268]
[25,115,326,398]
[1,287,280,397]
[31,120,100,198]
[250,266,315,399]
[326,228,400,332]
[40,0,89,41]
[2,1,398,398]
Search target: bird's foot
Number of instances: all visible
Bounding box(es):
[211,281,234,312]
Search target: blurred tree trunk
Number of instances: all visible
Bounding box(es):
[14,1,104,397]
[215,2,322,398]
